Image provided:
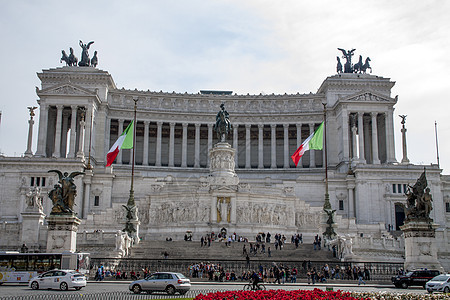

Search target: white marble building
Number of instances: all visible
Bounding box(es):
[0,66,449,268]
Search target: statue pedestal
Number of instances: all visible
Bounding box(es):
[46,215,81,253]
[209,142,239,225]
[21,211,45,248]
[400,221,443,272]
[209,142,238,181]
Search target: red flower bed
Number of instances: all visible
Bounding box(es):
[194,289,370,300]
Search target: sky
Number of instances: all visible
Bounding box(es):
[0,0,449,174]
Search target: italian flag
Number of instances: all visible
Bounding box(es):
[106,121,134,167]
[291,122,324,167]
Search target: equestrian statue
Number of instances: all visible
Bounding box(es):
[214,103,232,143]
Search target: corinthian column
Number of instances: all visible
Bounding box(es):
[76,111,86,160]
[52,105,63,158]
[68,105,78,158]
[207,123,213,167]
[283,124,289,168]
[400,115,410,164]
[357,112,366,163]
[156,122,162,166]
[245,124,251,168]
[371,112,380,164]
[35,103,48,157]
[271,124,276,168]
[258,124,264,169]
[233,124,238,167]
[24,107,37,157]
[143,121,149,165]
[169,122,175,167]
[181,123,188,167]
[194,123,200,168]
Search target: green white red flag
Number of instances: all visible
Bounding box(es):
[291,122,324,167]
[106,121,134,167]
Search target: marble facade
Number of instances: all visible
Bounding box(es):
[0,66,449,269]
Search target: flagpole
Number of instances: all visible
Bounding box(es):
[127,98,138,207]
[86,107,94,170]
[323,103,330,210]
[435,121,440,169]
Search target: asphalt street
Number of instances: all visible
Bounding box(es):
[0,280,430,298]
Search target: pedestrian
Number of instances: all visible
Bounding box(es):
[358,268,366,285]
[268,246,271,257]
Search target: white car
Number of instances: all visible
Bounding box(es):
[426,274,450,294]
[29,270,86,291]
[129,272,191,295]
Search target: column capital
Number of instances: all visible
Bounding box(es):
[283,124,289,129]
[71,104,78,110]
[118,119,124,124]
[207,123,213,128]
[169,122,175,127]
[195,123,201,128]
[270,124,277,129]
[183,123,189,128]
[296,123,302,129]
[258,124,264,129]
[371,112,378,118]
[144,120,150,125]
[245,124,251,129]
[157,121,163,126]
[56,104,64,110]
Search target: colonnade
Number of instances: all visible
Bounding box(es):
[31,105,396,169]
[108,119,323,169]
[34,104,92,159]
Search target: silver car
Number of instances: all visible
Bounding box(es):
[129,272,191,295]
[29,270,86,291]
[426,274,450,294]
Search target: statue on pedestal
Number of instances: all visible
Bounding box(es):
[403,169,433,222]
[214,103,232,142]
[48,170,84,215]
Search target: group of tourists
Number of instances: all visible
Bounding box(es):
[186,261,371,285]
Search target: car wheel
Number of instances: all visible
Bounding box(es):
[166,285,176,295]
[31,281,39,290]
[401,282,408,289]
[132,284,142,294]
[75,287,82,290]
[444,286,450,293]
[60,282,68,291]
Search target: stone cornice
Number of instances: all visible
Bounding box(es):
[107,90,325,115]
[37,67,116,89]
[317,73,395,94]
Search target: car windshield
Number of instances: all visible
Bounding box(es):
[175,273,187,279]
[405,272,414,276]
[431,275,449,281]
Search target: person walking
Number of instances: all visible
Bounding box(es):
[357,267,366,285]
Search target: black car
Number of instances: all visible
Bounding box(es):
[392,269,441,289]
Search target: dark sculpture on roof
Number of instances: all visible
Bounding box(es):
[78,40,94,66]
[337,48,372,74]
[214,103,232,143]
[403,169,433,222]
[48,170,84,215]
[60,41,97,67]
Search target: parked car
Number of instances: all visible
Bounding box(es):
[29,270,86,291]
[426,274,450,294]
[129,272,190,295]
[392,269,440,289]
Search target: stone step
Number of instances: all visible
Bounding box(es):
[129,240,337,261]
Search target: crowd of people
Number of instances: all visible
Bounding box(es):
[186,261,371,285]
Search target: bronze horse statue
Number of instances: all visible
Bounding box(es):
[214,104,231,142]
[361,57,372,73]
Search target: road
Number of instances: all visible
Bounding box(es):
[0,280,430,298]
